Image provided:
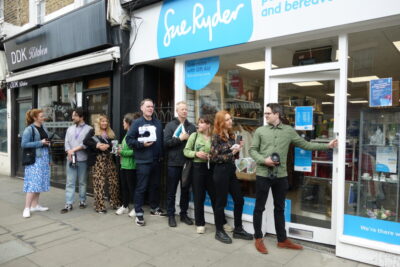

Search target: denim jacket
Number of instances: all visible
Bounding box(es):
[21,124,49,158]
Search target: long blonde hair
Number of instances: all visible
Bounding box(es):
[94,114,115,139]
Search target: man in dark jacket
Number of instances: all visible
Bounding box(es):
[164,101,196,227]
[126,98,165,226]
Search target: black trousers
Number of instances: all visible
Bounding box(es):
[213,162,244,231]
[120,169,136,208]
[253,176,288,242]
[166,166,190,216]
[192,162,215,226]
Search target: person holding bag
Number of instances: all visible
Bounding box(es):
[21,109,51,218]
[83,115,120,213]
[210,110,253,244]
[183,117,215,234]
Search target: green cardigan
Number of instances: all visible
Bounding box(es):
[120,135,135,170]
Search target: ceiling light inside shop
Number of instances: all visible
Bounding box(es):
[348,76,379,83]
[349,100,369,104]
[393,41,400,52]
[293,81,323,87]
[322,102,334,105]
[326,93,351,97]
[236,61,278,70]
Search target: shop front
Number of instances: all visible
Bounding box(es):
[129,0,400,265]
[3,0,130,190]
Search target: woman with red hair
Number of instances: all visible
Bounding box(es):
[210,111,253,244]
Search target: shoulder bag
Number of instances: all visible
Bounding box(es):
[181,133,198,188]
[22,126,36,166]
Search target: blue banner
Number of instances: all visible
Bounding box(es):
[344,215,400,245]
[294,147,312,172]
[370,78,392,107]
[295,106,313,130]
[157,0,253,59]
[185,56,220,90]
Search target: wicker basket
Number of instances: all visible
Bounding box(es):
[235,171,256,181]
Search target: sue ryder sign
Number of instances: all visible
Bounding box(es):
[4,0,109,72]
[131,0,400,64]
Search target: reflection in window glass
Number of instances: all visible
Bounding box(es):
[39,83,76,185]
[0,88,7,152]
[272,37,338,69]
[345,25,400,235]
[186,49,265,198]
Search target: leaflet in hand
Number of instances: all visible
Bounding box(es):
[173,124,186,138]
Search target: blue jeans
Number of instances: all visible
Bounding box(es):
[167,166,190,216]
[65,161,88,205]
[134,162,161,216]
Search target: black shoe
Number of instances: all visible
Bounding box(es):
[233,227,253,240]
[79,202,86,209]
[136,216,145,226]
[180,214,193,225]
[215,230,232,244]
[60,204,73,214]
[150,208,167,216]
[168,216,177,227]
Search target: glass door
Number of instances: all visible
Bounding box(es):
[267,71,341,245]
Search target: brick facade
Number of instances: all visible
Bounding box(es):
[4,0,29,26]
[45,0,74,15]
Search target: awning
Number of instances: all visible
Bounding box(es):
[6,46,120,86]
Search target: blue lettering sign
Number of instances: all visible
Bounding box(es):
[157,0,253,58]
[185,56,220,90]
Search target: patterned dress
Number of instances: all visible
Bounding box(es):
[23,147,50,193]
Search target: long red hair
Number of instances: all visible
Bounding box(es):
[213,110,234,141]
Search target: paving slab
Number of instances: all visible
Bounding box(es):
[6,217,56,234]
[65,246,152,267]
[25,227,81,248]
[127,230,194,257]
[15,222,69,241]
[286,249,358,267]
[190,230,250,254]
[146,241,228,267]
[26,238,107,267]
[211,249,282,267]
[0,240,35,265]
[0,257,39,267]
[0,233,15,244]
[61,213,129,232]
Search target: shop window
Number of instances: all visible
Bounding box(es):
[272,37,338,69]
[0,88,7,153]
[38,83,77,185]
[186,49,265,198]
[17,86,32,98]
[344,25,400,245]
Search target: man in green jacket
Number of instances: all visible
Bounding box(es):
[249,103,337,254]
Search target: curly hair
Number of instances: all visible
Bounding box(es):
[25,109,43,125]
[213,110,234,141]
[94,114,115,139]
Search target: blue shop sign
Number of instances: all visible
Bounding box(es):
[157,0,253,58]
[344,215,400,245]
[370,78,392,107]
[295,106,314,130]
[185,56,220,90]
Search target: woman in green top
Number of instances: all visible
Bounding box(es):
[184,117,215,234]
[116,113,141,216]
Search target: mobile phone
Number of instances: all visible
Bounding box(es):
[236,135,242,144]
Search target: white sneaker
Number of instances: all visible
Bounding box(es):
[197,226,206,234]
[30,205,49,212]
[223,223,233,232]
[115,206,129,215]
[22,208,31,218]
[128,209,136,217]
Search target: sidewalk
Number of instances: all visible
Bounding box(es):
[0,175,371,267]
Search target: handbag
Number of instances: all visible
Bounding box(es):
[22,126,36,166]
[181,133,198,188]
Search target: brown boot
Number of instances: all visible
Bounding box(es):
[255,238,268,254]
[277,239,303,250]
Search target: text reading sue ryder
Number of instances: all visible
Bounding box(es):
[261,0,334,17]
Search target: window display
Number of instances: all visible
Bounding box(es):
[0,88,7,153]
[186,50,265,197]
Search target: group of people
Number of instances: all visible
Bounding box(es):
[21,100,337,253]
